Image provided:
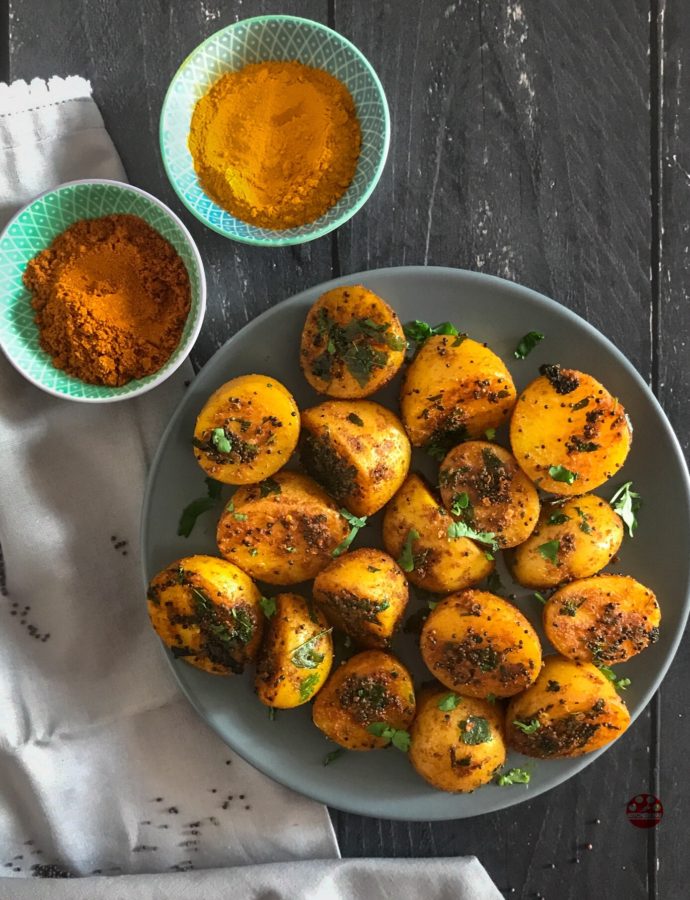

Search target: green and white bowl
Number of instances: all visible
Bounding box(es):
[160,15,390,246]
[0,179,206,402]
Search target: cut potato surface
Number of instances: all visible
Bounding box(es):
[439,441,539,548]
[420,589,542,698]
[409,689,506,793]
[544,574,660,665]
[255,593,333,709]
[216,471,349,584]
[510,365,632,495]
[399,334,516,453]
[300,285,406,398]
[507,494,624,589]
[193,374,300,484]
[147,555,263,675]
[312,650,416,750]
[506,655,631,758]
[300,400,411,516]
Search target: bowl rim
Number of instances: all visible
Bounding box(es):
[0,177,207,404]
[159,13,391,247]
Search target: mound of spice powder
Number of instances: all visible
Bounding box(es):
[23,214,191,387]
[188,60,362,230]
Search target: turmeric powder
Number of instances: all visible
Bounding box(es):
[188,61,361,230]
[23,214,191,387]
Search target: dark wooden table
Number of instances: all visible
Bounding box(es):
[4,1,688,896]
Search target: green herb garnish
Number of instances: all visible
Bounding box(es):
[575,507,592,534]
[177,496,218,538]
[494,767,531,786]
[534,592,547,605]
[437,692,461,711]
[538,540,560,564]
[367,722,411,752]
[485,428,496,440]
[259,478,281,497]
[450,491,471,516]
[487,570,504,595]
[513,331,545,359]
[459,715,492,745]
[598,665,631,692]
[513,718,541,735]
[548,464,578,485]
[548,512,570,525]
[332,509,368,557]
[211,427,232,454]
[299,673,321,702]
[403,320,464,346]
[610,481,641,537]
[291,628,332,669]
[205,477,222,499]
[397,528,420,572]
[260,596,277,618]
[323,748,345,766]
[347,412,364,426]
[447,520,499,551]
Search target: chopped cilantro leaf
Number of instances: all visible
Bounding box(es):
[438,692,461,711]
[459,715,492,745]
[548,512,570,525]
[450,492,471,516]
[332,509,368,557]
[291,628,332,669]
[513,718,540,734]
[403,320,461,346]
[397,528,420,572]
[598,665,631,692]
[259,478,281,497]
[548,464,578,484]
[610,481,641,537]
[367,722,411,752]
[260,596,277,618]
[447,520,498,551]
[538,540,560,565]
[494,767,531,786]
[211,427,232,454]
[299,672,320,702]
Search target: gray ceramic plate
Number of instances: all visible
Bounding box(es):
[141,266,690,820]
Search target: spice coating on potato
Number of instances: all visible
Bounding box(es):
[439,441,539,548]
[420,590,542,698]
[382,473,493,593]
[544,574,660,664]
[216,471,349,584]
[193,374,300,484]
[409,690,506,793]
[313,548,409,648]
[300,400,411,516]
[255,593,333,709]
[147,554,263,675]
[510,365,632,495]
[506,494,624,589]
[300,286,406,398]
[312,651,415,750]
[399,335,516,453]
[506,655,631,758]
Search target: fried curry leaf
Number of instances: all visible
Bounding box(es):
[513,331,545,359]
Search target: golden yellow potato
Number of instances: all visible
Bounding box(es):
[216,471,349,584]
[193,374,300,485]
[255,593,333,709]
[506,494,624,589]
[544,574,660,665]
[313,548,409,649]
[312,651,415,750]
[300,400,411,516]
[510,366,632,495]
[420,590,542,698]
[506,655,631,758]
[300,286,406,398]
[382,473,493,593]
[409,689,506,793]
[146,554,263,675]
[399,335,516,453]
[438,441,539,548]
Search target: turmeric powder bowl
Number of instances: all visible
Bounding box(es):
[0,179,206,402]
[160,15,390,246]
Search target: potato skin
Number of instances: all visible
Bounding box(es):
[506,655,631,758]
[510,366,632,495]
[300,286,406,398]
[312,651,415,750]
[216,471,349,584]
[438,441,539,548]
[146,555,263,675]
[400,335,516,451]
[313,548,409,649]
[544,574,660,664]
[507,494,624,589]
[300,400,411,516]
[409,690,506,793]
[382,474,493,593]
[193,374,300,485]
[255,593,333,709]
[420,590,542,698]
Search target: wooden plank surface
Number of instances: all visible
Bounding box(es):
[6,0,688,896]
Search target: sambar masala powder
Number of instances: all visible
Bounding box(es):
[188,60,362,230]
[23,214,191,387]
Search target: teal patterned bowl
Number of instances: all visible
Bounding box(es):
[0,179,206,402]
[160,15,390,246]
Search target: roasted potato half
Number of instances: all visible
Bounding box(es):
[506,655,631,758]
[507,494,624,589]
[544,574,660,665]
[146,554,263,675]
[510,365,632,495]
[409,689,506,792]
[420,590,542,698]
[313,548,409,648]
[300,400,411,516]
[438,441,540,548]
[382,474,493,593]
[216,471,349,584]
[300,286,406,398]
[312,651,416,750]
[193,374,300,485]
[255,593,333,709]
[399,334,516,453]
